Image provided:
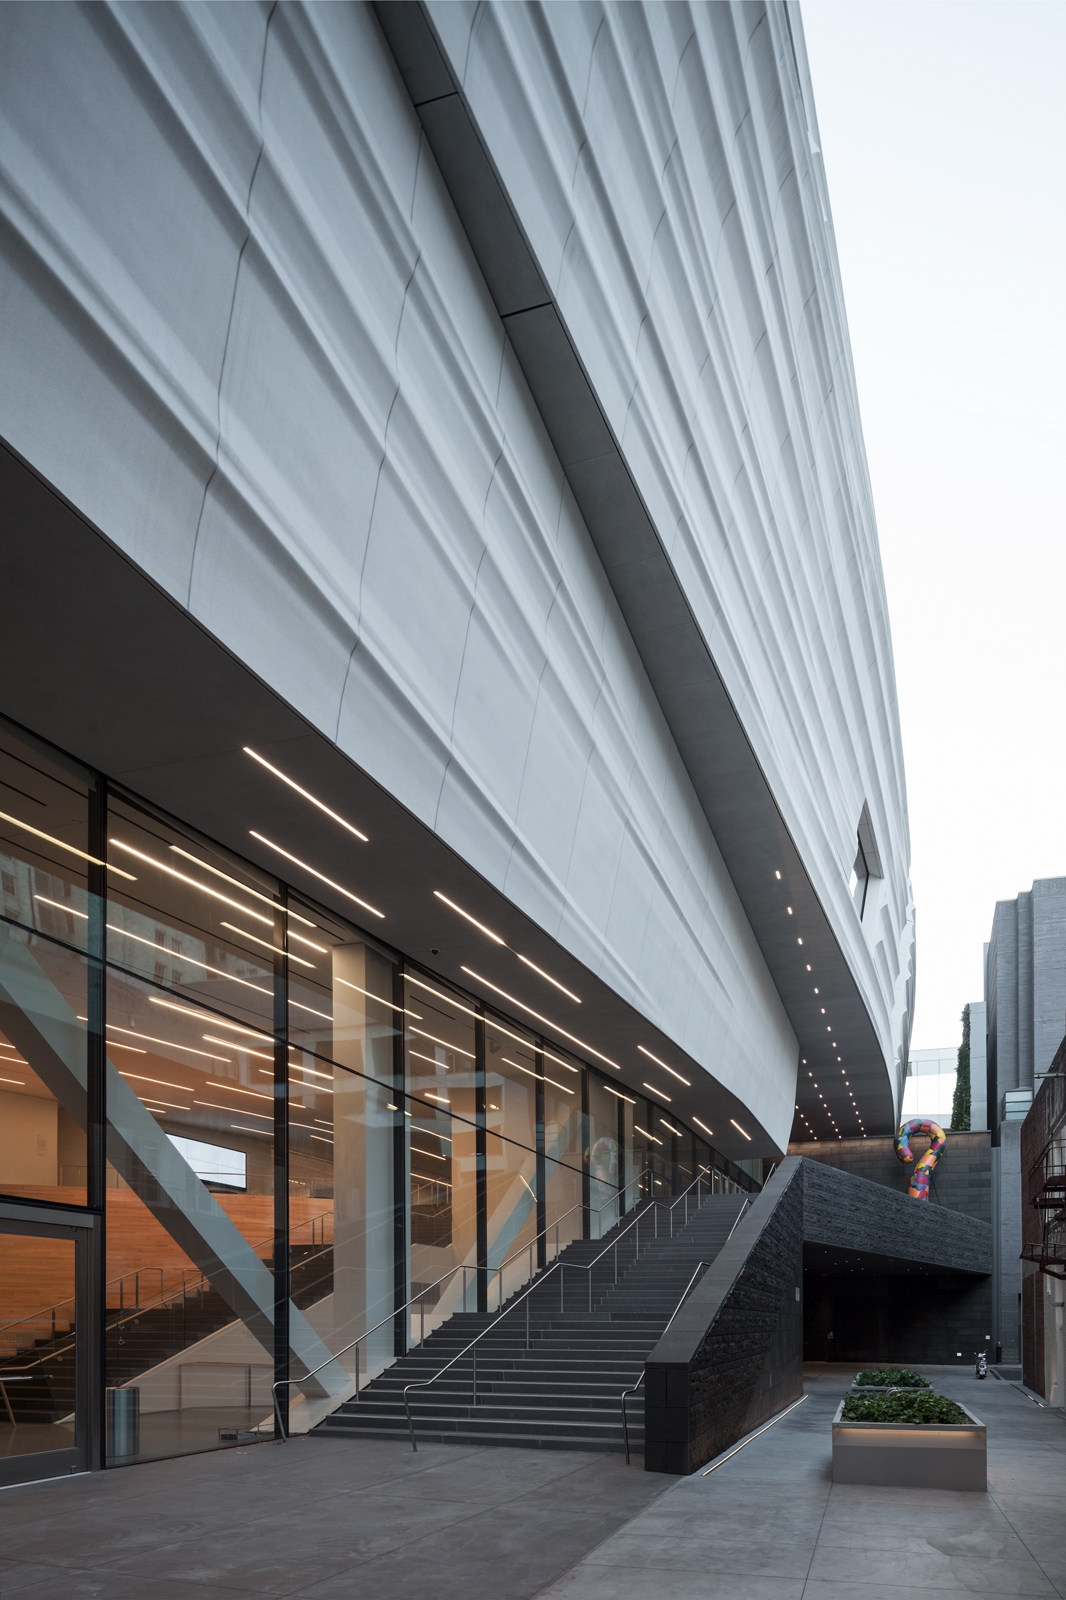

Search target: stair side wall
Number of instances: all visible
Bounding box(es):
[644,1159,805,1474]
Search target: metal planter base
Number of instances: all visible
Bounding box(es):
[831,1402,987,1490]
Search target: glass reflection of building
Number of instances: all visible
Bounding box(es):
[0,716,756,1478]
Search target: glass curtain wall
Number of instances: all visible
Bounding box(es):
[0,714,759,1471]
[286,899,398,1414]
[0,730,90,1210]
[103,795,284,1462]
[403,972,478,1330]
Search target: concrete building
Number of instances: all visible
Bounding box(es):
[1021,1042,1066,1407]
[0,1,915,1485]
[980,878,1066,1362]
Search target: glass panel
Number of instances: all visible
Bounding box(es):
[103,965,279,1463]
[106,795,277,1039]
[618,1090,640,1209]
[0,1227,77,1464]
[543,1046,583,1258]
[405,974,478,1332]
[0,924,89,1208]
[104,800,288,1463]
[0,725,91,1206]
[635,1098,669,1196]
[588,1074,622,1238]
[287,902,397,1403]
[0,721,91,957]
[485,1018,538,1306]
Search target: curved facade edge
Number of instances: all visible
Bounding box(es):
[0,2,802,1149]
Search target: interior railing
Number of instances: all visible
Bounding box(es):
[0,1210,332,1370]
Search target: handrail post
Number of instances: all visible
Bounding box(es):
[588,1266,592,1315]
[355,1342,359,1401]
[420,1291,425,1349]
[526,1286,530,1350]
[614,1242,618,1284]
[560,1262,564,1313]
[472,1343,477,1407]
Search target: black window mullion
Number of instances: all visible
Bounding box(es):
[272,888,289,1438]
[581,1066,590,1238]
[535,1042,546,1268]
[475,1004,487,1312]
[86,772,106,1470]
[392,958,407,1357]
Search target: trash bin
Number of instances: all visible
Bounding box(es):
[106,1386,139,1459]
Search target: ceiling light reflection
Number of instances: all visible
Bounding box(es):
[1,811,135,878]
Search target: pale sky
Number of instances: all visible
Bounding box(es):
[801,0,1066,1050]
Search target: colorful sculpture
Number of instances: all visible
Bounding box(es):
[894,1118,946,1200]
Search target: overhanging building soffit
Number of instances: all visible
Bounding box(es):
[372,2,894,1135]
[0,438,765,1161]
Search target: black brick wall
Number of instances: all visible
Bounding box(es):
[644,1161,803,1474]
[642,1156,994,1474]
[801,1160,992,1272]
[787,1133,992,1222]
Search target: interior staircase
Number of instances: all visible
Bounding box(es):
[314,1192,747,1455]
[0,1240,332,1422]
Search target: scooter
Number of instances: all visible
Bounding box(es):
[975,1351,987,1379]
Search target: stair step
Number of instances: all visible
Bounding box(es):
[312,1193,748,1454]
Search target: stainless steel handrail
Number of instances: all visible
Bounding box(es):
[560,1169,713,1316]
[400,1175,721,1451]
[487,1166,653,1313]
[619,1196,751,1464]
[270,1168,654,1439]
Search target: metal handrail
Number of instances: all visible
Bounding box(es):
[0,1209,333,1353]
[487,1165,653,1313]
[559,1169,714,1316]
[620,1196,751,1463]
[400,1174,720,1452]
[270,1168,654,1439]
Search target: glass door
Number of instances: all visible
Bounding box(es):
[0,1210,91,1484]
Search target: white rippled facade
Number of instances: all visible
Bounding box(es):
[0,1,912,1152]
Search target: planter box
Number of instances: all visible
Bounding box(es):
[832,1401,986,1490]
[851,1374,930,1394]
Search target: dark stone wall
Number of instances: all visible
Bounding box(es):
[801,1157,992,1272]
[643,1160,804,1475]
[642,1155,995,1474]
[787,1132,992,1223]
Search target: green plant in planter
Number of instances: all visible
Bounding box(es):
[855,1367,929,1388]
[841,1391,969,1424]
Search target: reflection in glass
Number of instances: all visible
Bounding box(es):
[588,1073,623,1237]
[543,1046,584,1256]
[0,725,90,1206]
[485,1020,539,1305]
[287,904,397,1404]
[405,974,477,1333]
[0,1228,77,1464]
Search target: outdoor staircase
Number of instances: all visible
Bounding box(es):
[314,1192,747,1455]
